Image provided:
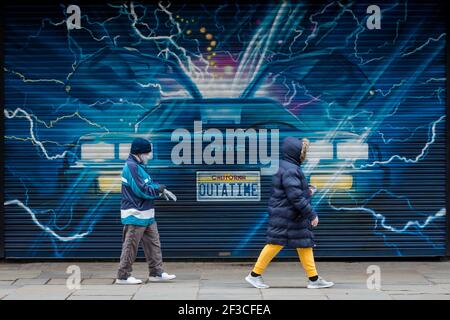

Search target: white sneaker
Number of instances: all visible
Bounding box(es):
[307,276,334,289]
[245,274,270,289]
[148,272,176,282]
[115,276,143,285]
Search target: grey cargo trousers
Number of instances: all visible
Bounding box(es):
[117,223,164,280]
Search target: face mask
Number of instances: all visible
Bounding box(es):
[139,152,152,165]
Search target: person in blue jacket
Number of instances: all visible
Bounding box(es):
[116,137,176,284]
[245,136,334,289]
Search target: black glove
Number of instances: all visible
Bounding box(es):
[157,184,166,193]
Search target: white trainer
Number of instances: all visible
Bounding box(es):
[245,274,270,289]
[148,272,176,282]
[115,276,143,285]
[307,276,334,289]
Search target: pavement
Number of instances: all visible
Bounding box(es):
[0,260,449,300]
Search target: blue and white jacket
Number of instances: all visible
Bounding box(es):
[120,154,162,226]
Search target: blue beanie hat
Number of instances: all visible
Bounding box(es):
[130,137,152,155]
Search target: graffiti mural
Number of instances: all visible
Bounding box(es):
[3,1,447,258]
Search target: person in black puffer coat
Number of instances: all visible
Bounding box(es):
[245,137,334,289]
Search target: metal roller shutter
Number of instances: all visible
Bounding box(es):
[2,1,448,258]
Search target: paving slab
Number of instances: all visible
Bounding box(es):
[325,292,393,300]
[68,295,133,300]
[1,285,73,300]
[47,278,70,285]
[0,261,448,300]
[72,284,141,296]
[13,278,50,286]
[390,294,450,300]
[81,278,115,285]
[0,271,42,281]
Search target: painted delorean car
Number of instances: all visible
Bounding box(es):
[59,49,386,257]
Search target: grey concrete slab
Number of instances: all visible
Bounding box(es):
[197,294,262,300]
[261,293,328,300]
[199,288,263,295]
[0,288,19,299]
[424,277,450,284]
[260,288,327,295]
[47,278,69,285]
[390,294,450,300]
[0,261,449,300]
[325,292,393,300]
[0,271,41,280]
[81,278,115,285]
[1,285,73,300]
[68,295,133,300]
[13,278,50,286]
[380,284,450,294]
[72,284,141,296]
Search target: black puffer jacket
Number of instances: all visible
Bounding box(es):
[266,137,318,248]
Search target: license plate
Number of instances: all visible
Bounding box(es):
[196,171,261,201]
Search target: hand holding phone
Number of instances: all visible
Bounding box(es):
[309,185,317,196]
[311,216,319,227]
[163,189,177,202]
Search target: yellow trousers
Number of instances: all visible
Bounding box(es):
[252,244,318,278]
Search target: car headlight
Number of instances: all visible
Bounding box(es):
[308,142,333,160]
[119,143,131,160]
[336,142,368,160]
[81,142,115,161]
